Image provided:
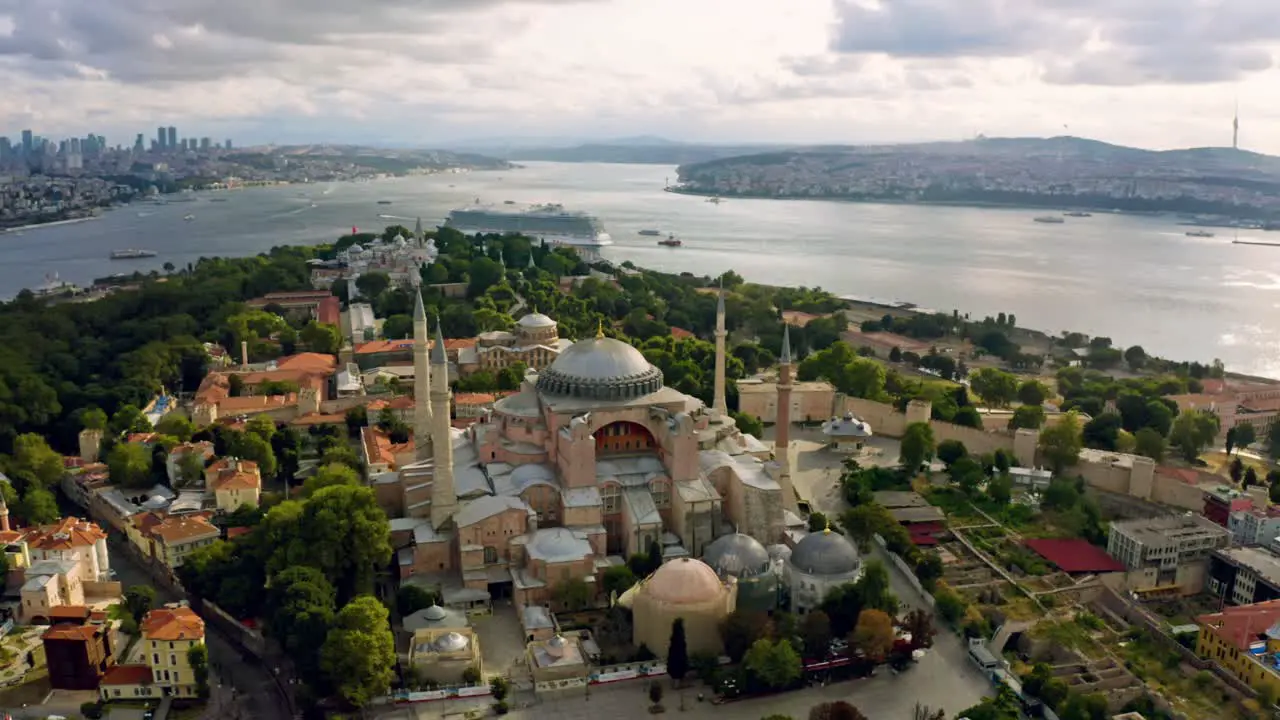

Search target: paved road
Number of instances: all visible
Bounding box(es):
[107,537,294,720]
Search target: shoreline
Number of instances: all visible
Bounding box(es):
[0,214,103,235]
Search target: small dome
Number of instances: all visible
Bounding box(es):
[517,312,557,329]
[511,463,556,490]
[789,529,861,576]
[434,631,470,653]
[643,557,724,605]
[349,244,364,254]
[547,634,568,657]
[423,604,447,622]
[536,336,663,400]
[703,533,771,578]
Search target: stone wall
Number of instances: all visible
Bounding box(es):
[838,396,1016,455]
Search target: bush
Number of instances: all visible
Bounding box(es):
[493,701,510,715]
[81,701,104,719]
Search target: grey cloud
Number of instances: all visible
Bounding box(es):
[828,0,1280,85]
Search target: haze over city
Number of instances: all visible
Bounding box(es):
[1,0,1278,150]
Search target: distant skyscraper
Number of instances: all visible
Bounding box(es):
[225,139,232,150]
[167,126,177,150]
[200,137,211,151]
[157,126,167,150]
[21,129,33,155]
[1233,101,1240,150]
[135,134,145,152]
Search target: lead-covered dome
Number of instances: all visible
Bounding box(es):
[704,533,771,578]
[517,312,557,329]
[643,557,724,605]
[536,336,663,400]
[789,529,860,576]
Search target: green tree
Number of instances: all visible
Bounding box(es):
[265,486,392,604]
[1123,345,1147,371]
[988,474,1013,506]
[154,414,196,442]
[969,368,1019,407]
[552,577,593,611]
[731,411,765,438]
[188,643,210,699]
[11,433,68,488]
[601,565,637,599]
[299,322,342,354]
[320,595,396,707]
[344,406,368,436]
[648,680,664,709]
[668,618,689,683]
[107,442,153,488]
[1230,457,1245,484]
[301,463,361,497]
[1245,466,1259,488]
[381,314,413,341]
[1169,409,1220,462]
[81,407,109,431]
[1133,427,1165,461]
[124,585,157,623]
[265,566,336,687]
[721,609,769,662]
[19,486,59,524]
[799,609,832,659]
[395,585,439,616]
[936,439,968,467]
[1009,404,1046,430]
[1269,420,1280,460]
[952,406,983,428]
[1235,422,1257,451]
[899,422,935,471]
[354,272,391,299]
[743,638,802,690]
[1039,410,1083,473]
[110,404,154,435]
[176,450,206,487]
[1016,380,1049,407]
[230,430,278,480]
[1082,413,1122,451]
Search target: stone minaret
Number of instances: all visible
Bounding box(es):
[413,290,434,460]
[429,318,457,528]
[414,217,424,243]
[775,323,797,509]
[0,494,9,532]
[712,282,727,417]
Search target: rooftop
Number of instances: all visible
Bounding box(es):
[1198,599,1280,651]
[101,664,154,686]
[149,515,220,545]
[1111,514,1228,545]
[21,516,107,550]
[1216,546,1280,587]
[142,606,205,642]
[1024,538,1127,574]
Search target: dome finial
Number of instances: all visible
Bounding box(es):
[596,318,604,339]
[823,517,832,534]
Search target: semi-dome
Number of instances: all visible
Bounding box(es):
[434,631,470,653]
[789,529,860,576]
[703,533,771,578]
[643,557,724,605]
[517,312,557,329]
[422,604,447,622]
[536,336,663,400]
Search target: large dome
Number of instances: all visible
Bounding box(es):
[517,312,557,329]
[536,336,663,400]
[789,529,860,576]
[703,533,771,578]
[643,557,724,605]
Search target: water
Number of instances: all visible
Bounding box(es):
[2,162,1277,377]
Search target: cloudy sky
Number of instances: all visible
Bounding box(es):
[1,0,1277,151]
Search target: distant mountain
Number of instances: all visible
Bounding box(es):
[499,142,790,165]
[672,135,1280,218]
[264,144,511,171]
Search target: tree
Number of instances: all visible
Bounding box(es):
[1133,427,1165,462]
[552,577,593,611]
[903,608,935,650]
[1123,345,1147,371]
[851,609,895,662]
[889,346,902,362]
[1230,457,1245,485]
[320,595,396,708]
[1270,420,1280,460]
[154,414,195,442]
[1082,413,1122,451]
[1038,410,1083,473]
[188,643,210,699]
[81,407,108,431]
[1272,477,1280,504]
[264,566,335,687]
[988,474,1012,506]
[933,583,967,625]
[1226,426,1237,455]
[1009,405,1046,430]
[809,702,869,720]
[1169,409,1221,462]
[265,486,391,604]
[354,272,391,299]
[993,448,1011,474]
[1245,466,1259,489]
[107,442,154,487]
[110,404,154,435]
[668,619,689,684]
[969,368,1019,407]
[800,610,832,659]
[124,585,157,623]
[1236,422,1257,451]
[175,450,206,487]
[950,456,985,496]
[19,486,59,524]
[11,433,67,488]
[301,462,361,497]
[912,703,946,720]
[730,411,765,438]
[721,609,769,662]
[900,422,935,472]
[1017,380,1049,407]
[952,406,983,429]
[840,504,889,552]
[381,314,413,341]
[395,585,439,616]
[299,322,342,354]
[936,439,968,468]
[743,638,802,690]
[601,564,637,599]
[344,405,368,436]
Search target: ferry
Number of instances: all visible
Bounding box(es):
[445,202,613,248]
[377,200,393,205]
[110,249,158,260]
[638,229,663,236]
[658,235,683,247]
[1033,216,1065,224]
[31,273,80,297]
[707,197,724,204]
[183,214,195,221]
[1185,229,1215,238]
[1063,211,1092,217]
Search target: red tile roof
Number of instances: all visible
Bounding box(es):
[1198,599,1280,651]
[101,664,155,686]
[454,393,496,406]
[355,339,415,355]
[226,527,252,540]
[1024,538,1126,574]
[317,296,341,326]
[42,623,100,642]
[670,327,695,340]
[141,607,205,642]
[49,605,91,621]
[22,517,107,550]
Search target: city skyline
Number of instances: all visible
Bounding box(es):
[0,0,1277,152]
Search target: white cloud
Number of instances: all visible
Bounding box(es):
[0,0,1277,152]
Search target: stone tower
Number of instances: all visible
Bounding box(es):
[413,290,434,460]
[429,318,457,528]
[712,282,727,417]
[775,323,797,512]
[0,493,9,533]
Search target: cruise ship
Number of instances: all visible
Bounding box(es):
[110,249,158,260]
[445,203,613,248]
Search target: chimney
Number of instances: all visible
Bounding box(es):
[240,340,249,369]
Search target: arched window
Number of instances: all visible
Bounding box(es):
[651,479,670,509]
[601,482,621,514]
[483,546,498,564]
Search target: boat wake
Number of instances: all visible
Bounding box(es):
[378,214,417,221]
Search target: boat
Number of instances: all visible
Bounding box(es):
[638,229,663,236]
[136,211,154,217]
[377,200,393,205]
[444,202,613,248]
[1063,211,1092,217]
[183,214,195,221]
[110,249,158,260]
[31,273,80,297]
[1033,216,1065,224]
[658,235,682,247]
[707,196,723,204]
[1185,229,1215,238]
[208,198,228,203]
[1233,239,1280,247]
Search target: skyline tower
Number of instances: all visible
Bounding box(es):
[429,317,457,529]
[413,289,433,461]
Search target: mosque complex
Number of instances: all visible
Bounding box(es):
[380,281,865,665]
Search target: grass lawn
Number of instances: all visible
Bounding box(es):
[1202,451,1273,479]
[0,668,51,708]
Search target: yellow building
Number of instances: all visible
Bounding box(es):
[206,458,263,512]
[625,557,737,658]
[1195,599,1280,697]
[100,605,207,700]
[129,513,220,572]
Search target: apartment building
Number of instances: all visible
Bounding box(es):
[1209,546,1280,606]
[1195,599,1280,699]
[100,605,206,700]
[1107,514,1230,595]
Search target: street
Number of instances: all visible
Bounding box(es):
[106,537,294,720]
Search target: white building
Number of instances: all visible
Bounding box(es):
[819,412,872,452]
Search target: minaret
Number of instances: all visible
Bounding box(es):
[1233,100,1240,150]
[775,323,797,510]
[712,280,727,417]
[414,217,424,243]
[0,493,9,532]
[429,317,457,528]
[527,252,536,270]
[413,290,434,460]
